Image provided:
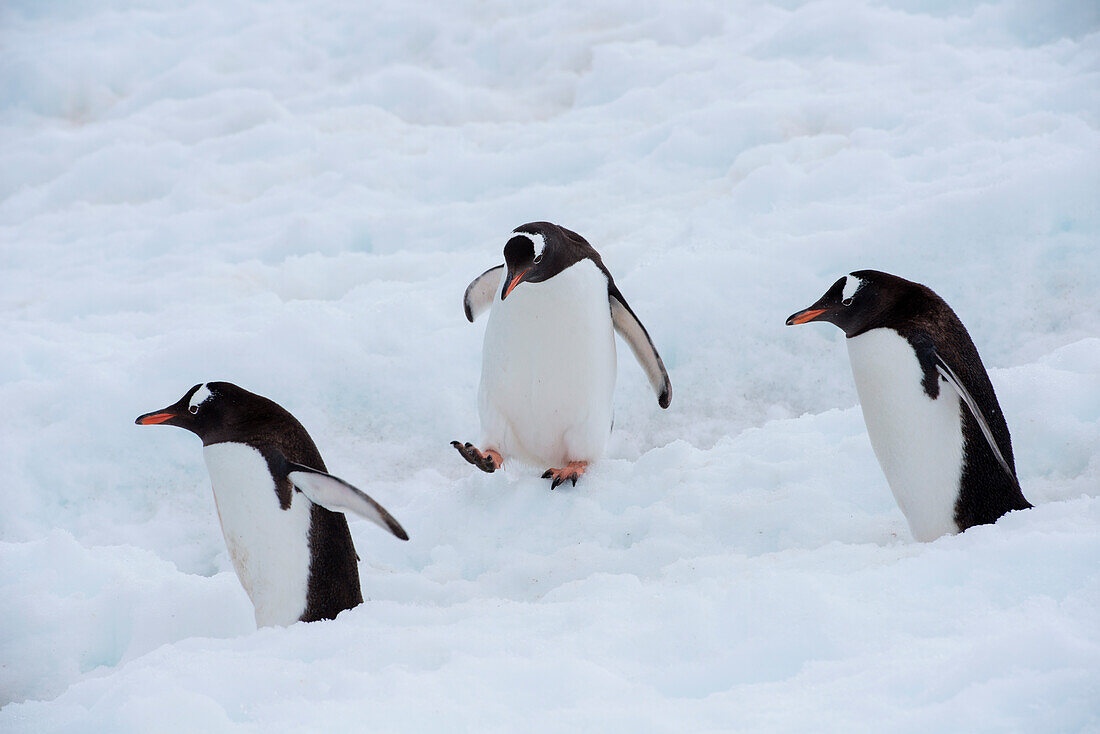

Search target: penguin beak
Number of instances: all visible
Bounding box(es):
[135,409,178,425]
[502,267,530,300]
[785,307,830,326]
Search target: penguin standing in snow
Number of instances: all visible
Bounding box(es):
[453,222,672,488]
[786,270,1031,541]
[137,382,408,627]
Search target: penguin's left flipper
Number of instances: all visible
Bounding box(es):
[463,264,505,322]
[609,286,672,408]
[285,462,409,541]
[933,354,1018,487]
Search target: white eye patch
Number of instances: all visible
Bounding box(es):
[842,275,864,302]
[189,383,213,411]
[513,230,546,259]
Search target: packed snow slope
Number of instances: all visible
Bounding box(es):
[2,0,1099,731]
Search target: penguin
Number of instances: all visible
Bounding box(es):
[453,222,672,488]
[136,382,408,627]
[786,270,1032,541]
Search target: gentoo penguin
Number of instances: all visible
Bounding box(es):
[453,222,671,488]
[786,270,1031,541]
[136,382,408,627]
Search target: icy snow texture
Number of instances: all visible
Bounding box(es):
[1,0,1099,731]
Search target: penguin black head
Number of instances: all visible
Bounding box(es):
[136,382,256,444]
[785,270,921,338]
[500,222,594,300]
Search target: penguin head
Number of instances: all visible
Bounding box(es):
[135,382,246,442]
[786,270,911,337]
[500,222,590,300]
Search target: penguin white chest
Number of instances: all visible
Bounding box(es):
[202,442,313,627]
[478,260,617,466]
[846,328,964,542]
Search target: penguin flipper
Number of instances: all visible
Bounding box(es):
[609,286,671,408]
[463,264,505,322]
[286,462,409,541]
[933,355,1018,485]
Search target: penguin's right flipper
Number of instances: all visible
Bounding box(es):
[286,462,409,540]
[463,264,505,322]
[609,286,672,408]
[933,355,1018,486]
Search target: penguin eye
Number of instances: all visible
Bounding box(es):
[533,254,543,265]
[842,298,853,307]
[189,405,199,414]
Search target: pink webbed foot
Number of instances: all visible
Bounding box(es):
[541,461,588,489]
[451,441,503,473]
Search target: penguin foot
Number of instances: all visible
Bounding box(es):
[451,441,503,473]
[541,462,588,489]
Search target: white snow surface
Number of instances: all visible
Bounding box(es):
[1,0,1098,731]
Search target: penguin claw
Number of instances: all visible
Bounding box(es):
[542,462,588,489]
[452,441,502,473]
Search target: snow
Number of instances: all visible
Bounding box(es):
[1,0,1098,731]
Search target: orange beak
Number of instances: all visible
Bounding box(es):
[785,308,828,326]
[136,412,176,425]
[503,268,530,299]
